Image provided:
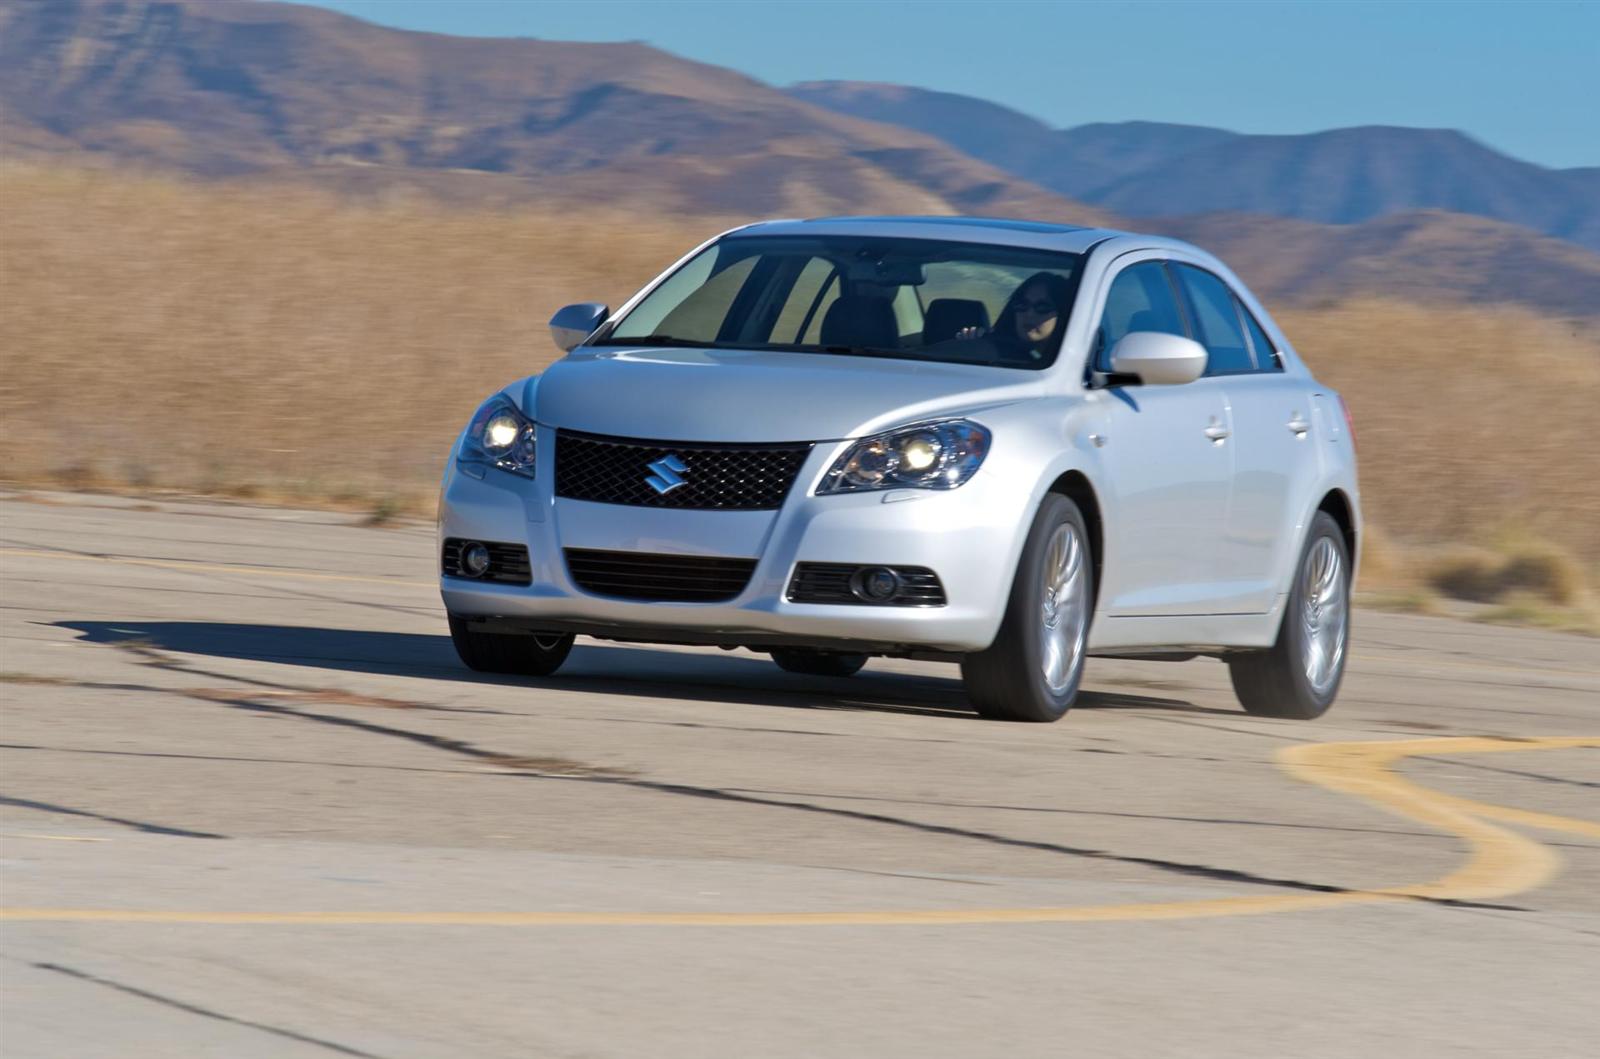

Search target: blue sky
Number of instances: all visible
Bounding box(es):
[303,0,1599,169]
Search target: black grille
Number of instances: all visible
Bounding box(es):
[787,563,947,607]
[564,548,757,603]
[442,538,532,585]
[555,430,812,510]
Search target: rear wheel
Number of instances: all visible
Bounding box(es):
[1227,512,1349,719]
[770,647,868,678]
[961,494,1093,722]
[448,615,574,676]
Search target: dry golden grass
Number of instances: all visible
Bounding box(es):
[3,164,1598,577]
[0,164,729,507]
[1278,301,1600,564]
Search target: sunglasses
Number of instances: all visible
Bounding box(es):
[1015,299,1057,315]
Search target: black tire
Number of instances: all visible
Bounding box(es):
[447,615,574,676]
[1227,512,1349,720]
[961,494,1094,722]
[770,647,868,678]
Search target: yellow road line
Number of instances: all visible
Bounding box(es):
[0,547,433,588]
[3,736,1595,927]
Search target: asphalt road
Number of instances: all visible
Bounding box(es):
[1,490,1596,1059]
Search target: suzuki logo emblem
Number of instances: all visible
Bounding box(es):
[644,454,688,495]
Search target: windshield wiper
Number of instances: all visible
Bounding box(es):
[819,345,904,357]
[592,335,715,349]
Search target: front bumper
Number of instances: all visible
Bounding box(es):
[437,436,1032,654]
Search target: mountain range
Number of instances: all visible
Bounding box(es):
[788,82,1600,252]
[0,0,1113,223]
[1,0,1595,314]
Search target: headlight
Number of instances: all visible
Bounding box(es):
[458,395,536,478]
[818,419,990,494]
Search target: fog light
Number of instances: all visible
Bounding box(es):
[852,566,901,602]
[461,542,492,578]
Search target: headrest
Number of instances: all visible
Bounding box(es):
[820,296,899,350]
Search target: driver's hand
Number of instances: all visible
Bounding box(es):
[956,326,984,340]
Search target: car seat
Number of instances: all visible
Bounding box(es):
[819,296,899,350]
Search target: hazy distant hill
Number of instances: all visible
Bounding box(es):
[1151,210,1600,317]
[0,0,1114,223]
[787,82,1240,198]
[791,81,1600,251]
[1097,127,1600,250]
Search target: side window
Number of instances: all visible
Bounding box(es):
[1173,265,1253,375]
[1095,261,1187,372]
[770,257,837,343]
[798,273,841,344]
[1240,305,1282,372]
[891,282,924,340]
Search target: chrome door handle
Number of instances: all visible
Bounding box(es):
[1203,420,1230,442]
[1286,413,1310,437]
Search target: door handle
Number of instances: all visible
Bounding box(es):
[1203,419,1230,443]
[1286,412,1310,437]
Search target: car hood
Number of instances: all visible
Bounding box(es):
[529,346,1043,442]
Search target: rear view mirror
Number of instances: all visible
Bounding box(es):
[845,257,925,286]
[549,302,610,352]
[1109,332,1208,385]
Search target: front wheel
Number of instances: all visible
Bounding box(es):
[1227,512,1350,719]
[448,615,574,676]
[961,494,1094,722]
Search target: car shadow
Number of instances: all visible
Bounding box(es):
[52,620,1234,720]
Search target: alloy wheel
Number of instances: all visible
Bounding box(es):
[1037,523,1088,694]
[1299,536,1347,696]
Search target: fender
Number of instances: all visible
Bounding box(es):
[1007,405,1114,600]
[1273,471,1362,602]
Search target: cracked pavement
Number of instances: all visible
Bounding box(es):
[1,491,1596,1058]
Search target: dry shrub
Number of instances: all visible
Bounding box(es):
[1353,522,1404,589]
[1428,547,1513,603]
[1498,551,1584,605]
[1426,538,1586,605]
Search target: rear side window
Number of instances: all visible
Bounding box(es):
[1174,265,1254,375]
[1095,261,1187,372]
[1240,306,1282,372]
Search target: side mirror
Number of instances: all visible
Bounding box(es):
[1109,331,1208,386]
[549,302,610,352]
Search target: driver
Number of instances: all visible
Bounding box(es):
[956,271,1071,362]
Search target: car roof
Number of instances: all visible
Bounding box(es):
[734,216,1206,258]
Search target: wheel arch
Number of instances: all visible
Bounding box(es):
[1315,488,1359,571]
[1047,470,1103,605]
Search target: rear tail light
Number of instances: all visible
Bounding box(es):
[1337,395,1356,452]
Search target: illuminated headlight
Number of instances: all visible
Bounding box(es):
[819,420,990,494]
[458,395,537,478]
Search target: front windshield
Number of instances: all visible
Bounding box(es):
[593,234,1083,370]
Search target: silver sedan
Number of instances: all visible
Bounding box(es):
[438,217,1360,722]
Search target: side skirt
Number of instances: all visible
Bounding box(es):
[1086,596,1286,654]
